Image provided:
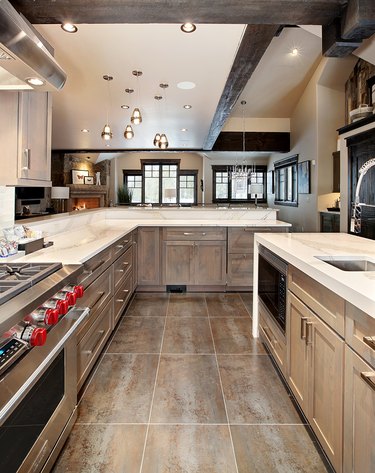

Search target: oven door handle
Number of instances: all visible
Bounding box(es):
[0,307,90,422]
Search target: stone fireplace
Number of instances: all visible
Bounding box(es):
[67,185,108,211]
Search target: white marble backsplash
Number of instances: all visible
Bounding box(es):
[0,187,15,231]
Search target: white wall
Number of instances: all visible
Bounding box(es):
[0,187,15,230]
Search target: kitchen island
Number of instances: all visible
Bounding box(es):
[252,232,375,473]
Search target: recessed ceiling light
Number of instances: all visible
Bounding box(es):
[81,128,89,133]
[61,23,78,33]
[177,81,196,90]
[290,47,300,56]
[181,23,196,33]
[181,128,188,132]
[121,104,130,109]
[183,104,192,109]
[25,77,45,86]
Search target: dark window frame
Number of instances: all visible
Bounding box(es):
[274,154,298,207]
[212,164,267,204]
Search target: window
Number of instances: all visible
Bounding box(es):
[274,154,298,206]
[124,171,142,203]
[123,161,197,205]
[212,165,267,203]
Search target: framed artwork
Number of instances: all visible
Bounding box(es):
[84,176,94,185]
[298,160,311,194]
[72,169,89,184]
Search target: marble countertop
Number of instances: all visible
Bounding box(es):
[254,232,375,317]
[9,211,290,265]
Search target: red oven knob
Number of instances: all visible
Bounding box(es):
[43,298,69,315]
[26,308,59,326]
[64,284,84,298]
[54,290,77,306]
[29,327,47,347]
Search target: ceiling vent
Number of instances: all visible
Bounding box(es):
[0,0,67,91]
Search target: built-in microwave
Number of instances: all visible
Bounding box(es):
[258,245,288,333]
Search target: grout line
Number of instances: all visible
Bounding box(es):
[138,294,170,473]
[206,294,240,473]
[74,421,309,426]
[104,351,270,356]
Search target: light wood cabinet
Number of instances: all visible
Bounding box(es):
[0,91,52,185]
[137,227,161,286]
[287,292,344,473]
[162,227,226,287]
[344,346,375,473]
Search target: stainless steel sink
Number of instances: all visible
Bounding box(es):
[315,256,375,271]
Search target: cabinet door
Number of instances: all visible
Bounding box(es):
[308,312,344,473]
[287,293,309,413]
[18,92,51,181]
[162,241,195,285]
[344,346,375,473]
[137,227,160,285]
[195,240,226,285]
[227,253,253,286]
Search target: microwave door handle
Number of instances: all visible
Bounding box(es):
[300,317,308,339]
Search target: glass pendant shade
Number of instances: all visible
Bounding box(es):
[101,124,112,140]
[131,107,142,125]
[153,133,161,147]
[124,124,134,140]
[158,134,168,149]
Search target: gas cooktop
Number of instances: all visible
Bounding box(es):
[0,263,62,305]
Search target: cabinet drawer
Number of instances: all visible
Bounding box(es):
[163,227,226,241]
[227,253,253,286]
[346,302,375,369]
[77,300,113,390]
[113,272,133,325]
[113,245,133,290]
[112,232,132,259]
[228,227,255,253]
[77,246,113,287]
[77,266,113,340]
[288,265,345,336]
[259,299,286,375]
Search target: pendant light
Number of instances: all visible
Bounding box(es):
[131,70,143,125]
[153,95,162,147]
[158,83,169,149]
[124,88,134,140]
[101,75,113,141]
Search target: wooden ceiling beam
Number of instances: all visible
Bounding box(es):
[341,0,375,40]
[10,0,345,25]
[203,24,279,151]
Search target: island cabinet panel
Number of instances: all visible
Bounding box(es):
[344,346,375,473]
[195,240,226,285]
[287,292,344,473]
[345,302,375,368]
[137,227,161,286]
[288,265,345,336]
[162,241,195,285]
[227,253,253,286]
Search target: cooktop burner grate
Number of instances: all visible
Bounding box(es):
[0,262,63,305]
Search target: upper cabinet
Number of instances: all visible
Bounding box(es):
[0,91,52,186]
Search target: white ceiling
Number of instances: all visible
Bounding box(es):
[36,23,323,151]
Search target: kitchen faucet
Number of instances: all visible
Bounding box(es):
[351,157,375,234]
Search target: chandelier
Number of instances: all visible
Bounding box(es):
[229,100,250,179]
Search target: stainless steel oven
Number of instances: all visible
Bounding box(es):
[258,245,288,333]
[0,262,89,473]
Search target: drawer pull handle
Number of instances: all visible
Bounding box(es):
[360,372,375,391]
[300,317,308,340]
[84,330,105,356]
[305,321,313,345]
[183,232,194,236]
[123,289,129,293]
[116,298,125,303]
[363,336,375,350]
[117,269,125,273]
[89,291,105,310]
[123,262,129,265]
[116,244,124,249]
[201,232,206,236]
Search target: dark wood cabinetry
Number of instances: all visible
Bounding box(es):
[320,212,340,232]
[332,151,340,192]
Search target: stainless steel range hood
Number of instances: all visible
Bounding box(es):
[0,0,66,91]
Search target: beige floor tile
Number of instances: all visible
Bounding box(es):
[52,424,146,473]
[206,293,249,317]
[231,424,332,473]
[78,354,158,423]
[142,425,237,473]
[151,355,227,423]
[210,317,266,354]
[218,355,303,424]
[125,293,169,316]
[162,317,214,353]
[167,293,208,317]
[107,317,165,353]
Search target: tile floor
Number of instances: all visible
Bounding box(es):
[52,293,333,473]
